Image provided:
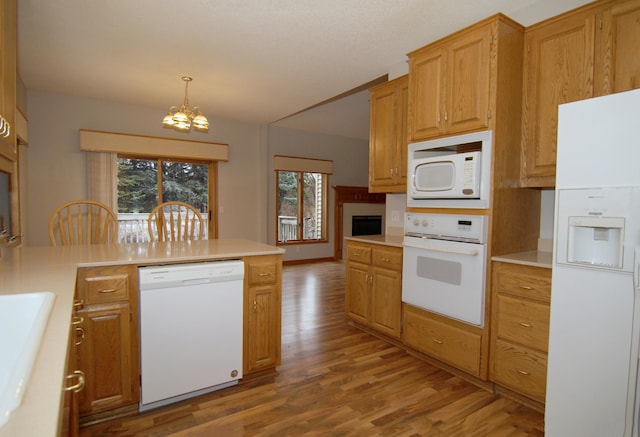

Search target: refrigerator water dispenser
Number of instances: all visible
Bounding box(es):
[566,216,625,268]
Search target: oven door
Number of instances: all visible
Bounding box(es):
[402,237,487,327]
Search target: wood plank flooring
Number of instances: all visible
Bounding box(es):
[80,261,544,436]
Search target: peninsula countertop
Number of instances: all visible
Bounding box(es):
[0,239,284,437]
[344,234,403,248]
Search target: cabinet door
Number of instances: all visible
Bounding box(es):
[77,303,138,414]
[396,81,409,188]
[408,47,446,141]
[369,84,398,191]
[345,261,370,324]
[246,284,279,373]
[596,0,640,95]
[369,76,408,193]
[446,25,492,135]
[0,0,16,160]
[521,11,596,187]
[370,266,402,338]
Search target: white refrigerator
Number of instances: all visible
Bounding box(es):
[546,88,640,436]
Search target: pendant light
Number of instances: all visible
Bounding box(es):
[162,76,210,133]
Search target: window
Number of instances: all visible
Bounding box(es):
[274,154,333,245]
[116,155,216,242]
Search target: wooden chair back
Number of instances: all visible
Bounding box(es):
[147,201,205,242]
[48,200,118,246]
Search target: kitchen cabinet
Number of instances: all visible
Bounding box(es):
[60,304,83,437]
[368,75,408,193]
[345,240,402,338]
[0,0,16,160]
[490,261,551,406]
[244,255,282,374]
[402,304,482,377]
[75,265,139,417]
[521,0,640,188]
[595,0,640,95]
[408,14,523,141]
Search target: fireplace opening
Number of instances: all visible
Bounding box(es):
[352,215,382,236]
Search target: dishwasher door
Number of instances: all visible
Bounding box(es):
[138,260,244,411]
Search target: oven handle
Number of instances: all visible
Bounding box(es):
[404,242,479,257]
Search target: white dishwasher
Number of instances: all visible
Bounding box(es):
[138,260,244,411]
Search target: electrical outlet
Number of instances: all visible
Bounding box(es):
[391,211,401,222]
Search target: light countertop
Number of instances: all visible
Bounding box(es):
[344,234,403,248]
[491,250,552,269]
[0,239,284,437]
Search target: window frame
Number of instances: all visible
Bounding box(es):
[117,154,218,239]
[275,170,329,246]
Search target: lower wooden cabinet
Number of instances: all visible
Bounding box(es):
[490,261,551,404]
[345,240,402,338]
[75,265,139,417]
[402,304,482,377]
[244,254,282,374]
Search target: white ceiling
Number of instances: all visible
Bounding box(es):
[18,0,592,140]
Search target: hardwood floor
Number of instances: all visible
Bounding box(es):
[80,261,544,436]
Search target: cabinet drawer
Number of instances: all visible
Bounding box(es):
[371,246,402,270]
[82,275,129,304]
[403,305,481,376]
[248,262,278,286]
[495,294,550,352]
[493,339,547,403]
[495,263,551,302]
[346,244,372,264]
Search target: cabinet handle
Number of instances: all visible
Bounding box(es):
[71,316,83,325]
[253,300,257,311]
[73,299,84,309]
[519,322,532,328]
[353,251,361,257]
[381,258,391,263]
[517,369,530,376]
[0,116,10,138]
[518,285,533,290]
[65,370,85,393]
[258,273,271,277]
[444,111,448,121]
[437,113,441,123]
[432,339,443,344]
[75,327,85,346]
[98,288,116,293]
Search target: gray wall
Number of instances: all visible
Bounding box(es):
[23,90,369,260]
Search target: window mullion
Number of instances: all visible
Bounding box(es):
[298,172,304,241]
[157,159,163,204]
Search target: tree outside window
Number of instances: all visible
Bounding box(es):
[277,171,327,243]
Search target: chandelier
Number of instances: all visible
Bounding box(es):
[162,76,210,133]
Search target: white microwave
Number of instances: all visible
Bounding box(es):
[407,130,492,209]
[410,151,482,199]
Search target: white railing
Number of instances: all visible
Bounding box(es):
[278,216,297,242]
[117,213,151,243]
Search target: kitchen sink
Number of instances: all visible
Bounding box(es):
[0,291,55,427]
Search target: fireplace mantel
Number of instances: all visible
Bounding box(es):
[332,186,385,260]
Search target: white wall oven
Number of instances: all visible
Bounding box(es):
[402,213,488,327]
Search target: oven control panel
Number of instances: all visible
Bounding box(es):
[404,213,487,243]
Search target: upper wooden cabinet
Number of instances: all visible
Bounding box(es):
[0,0,17,160]
[521,0,640,187]
[368,75,408,193]
[595,0,640,95]
[408,15,523,142]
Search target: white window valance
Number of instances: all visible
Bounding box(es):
[80,129,229,161]
[273,155,333,174]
